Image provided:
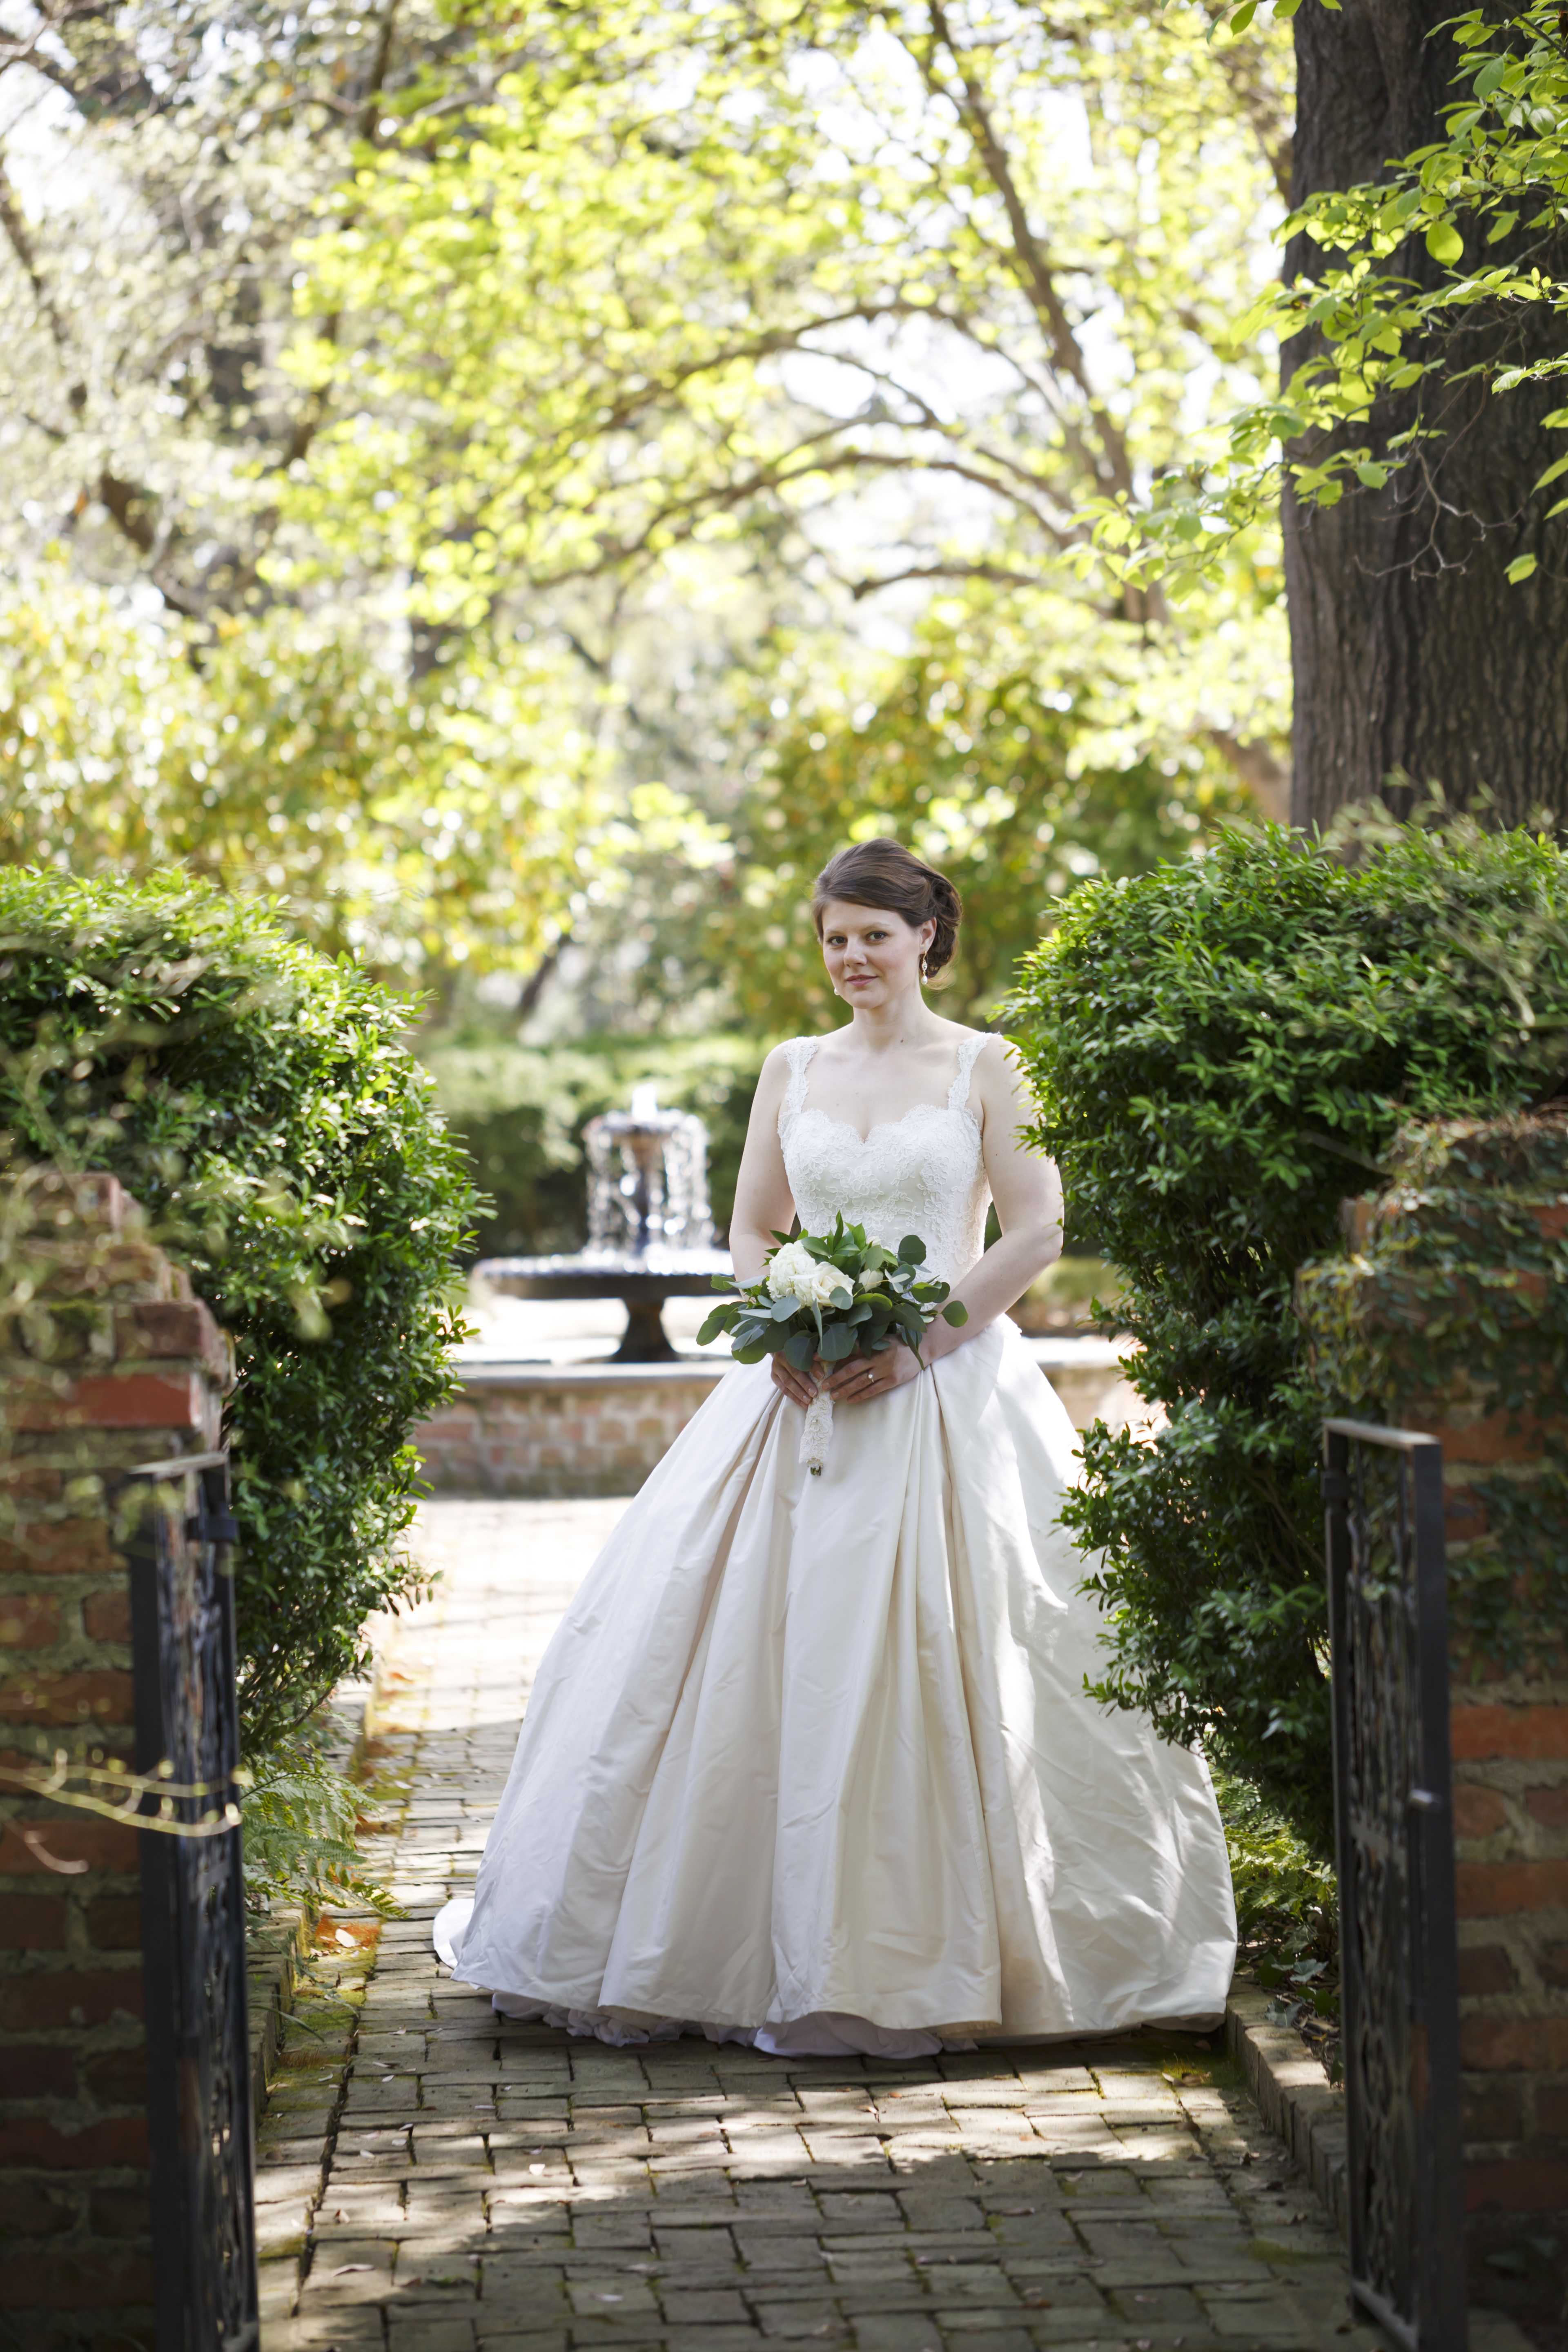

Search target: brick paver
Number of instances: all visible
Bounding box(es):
[255,1499,1390,2352]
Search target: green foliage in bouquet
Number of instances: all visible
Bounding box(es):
[699,1218,967,1374]
[1009,813,1568,1855]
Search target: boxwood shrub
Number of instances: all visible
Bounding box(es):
[1009,817,1568,1852]
[0,870,479,1752]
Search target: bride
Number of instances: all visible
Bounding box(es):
[435,837,1236,2056]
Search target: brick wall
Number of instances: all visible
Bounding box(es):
[0,1166,233,2352]
[1301,1117,1568,2317]
[415,1345,1134,1499]
[415,1362,727,1497]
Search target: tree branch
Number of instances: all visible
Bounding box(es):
[1198,5,1293,206]
[921,0,1136,498]
[845,558,1047,600]
[0,149,74,365]
[1206,726,1290,821]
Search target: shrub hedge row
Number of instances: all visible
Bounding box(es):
[1009,817,1568,1851]
[0,870,479,1753]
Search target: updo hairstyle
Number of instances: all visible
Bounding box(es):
[811,838,962,984]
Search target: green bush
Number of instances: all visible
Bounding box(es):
[1009,817,1568,1852]
[242,1722,402,1920]
[422,1031,765,1255]
[0,870,479,1752]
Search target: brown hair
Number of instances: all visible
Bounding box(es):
[811,838,962,981]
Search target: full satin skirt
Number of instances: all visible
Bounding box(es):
[440,1321,1236,2052]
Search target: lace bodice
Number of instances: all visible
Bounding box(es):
[777,1033,992,1285]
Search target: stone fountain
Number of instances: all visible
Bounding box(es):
[474,1084,734,1362]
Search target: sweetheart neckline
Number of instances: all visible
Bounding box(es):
[785,1101,982,1151]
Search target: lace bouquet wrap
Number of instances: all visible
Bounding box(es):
[699,1217,968,1474]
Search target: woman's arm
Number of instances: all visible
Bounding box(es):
[729,1049,821,1406]
[727,1047,797,1287]
[929,1039,1062,1358]
[822,1037,1062,1397]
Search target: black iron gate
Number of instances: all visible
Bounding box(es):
[1323,1419,1466,2352]
[127,1449,259,2352]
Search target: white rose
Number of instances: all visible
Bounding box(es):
[856,1268,885,1293]
[766,1241,811,1300]
[803,1260,846,1307]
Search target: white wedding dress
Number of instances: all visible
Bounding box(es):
[435,1033,1236,2055]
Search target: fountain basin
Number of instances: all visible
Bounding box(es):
[475,1248,735,1363]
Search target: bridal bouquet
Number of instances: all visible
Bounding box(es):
[699,1217,967,1474]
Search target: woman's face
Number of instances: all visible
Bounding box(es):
[817,898,934,1009]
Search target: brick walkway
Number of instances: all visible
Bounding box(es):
[255,1499,1391,2352]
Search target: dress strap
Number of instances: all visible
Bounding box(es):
[779,1037,821,1131]
[948,1032,989,1118]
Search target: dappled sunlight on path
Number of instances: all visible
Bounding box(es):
[254,1500,1399,2352]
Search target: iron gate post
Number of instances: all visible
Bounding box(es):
[127,1449,259,2352]
[1323,1419,1467,2352]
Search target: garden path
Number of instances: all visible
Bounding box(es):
[254,1499,1403,2352]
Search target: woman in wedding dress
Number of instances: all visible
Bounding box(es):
[435,838,1236,2056]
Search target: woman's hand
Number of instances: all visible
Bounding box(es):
[770,1351,821,1409]
[822,1343,922,1404]
[771,1341,923,1408]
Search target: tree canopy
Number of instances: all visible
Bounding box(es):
[0,0,1300,1013]
[1090,0,1568,604]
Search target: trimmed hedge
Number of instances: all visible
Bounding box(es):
[1008,819,1568,1852]
[0,870,479,1751]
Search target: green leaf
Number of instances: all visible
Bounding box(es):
[942,1301,970,1326]
[898,1234,926,1263]
[782,1328,817,1371]
[1505,553,1538,583]
[817,1323,857,1361]
[1533,453,1568,492]
[1227,0,1257,30]
[1354,461,1390,488]
[1425,222,1464,265]
[696,1307,732,1345]
[1486,211,1519,245]
[827,1285,854,1310]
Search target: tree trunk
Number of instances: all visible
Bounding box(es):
[1287,0,1568,830]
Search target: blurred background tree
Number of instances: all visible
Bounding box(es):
[0,0,1292,1108]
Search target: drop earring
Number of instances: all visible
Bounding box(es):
[919,952,929,984]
